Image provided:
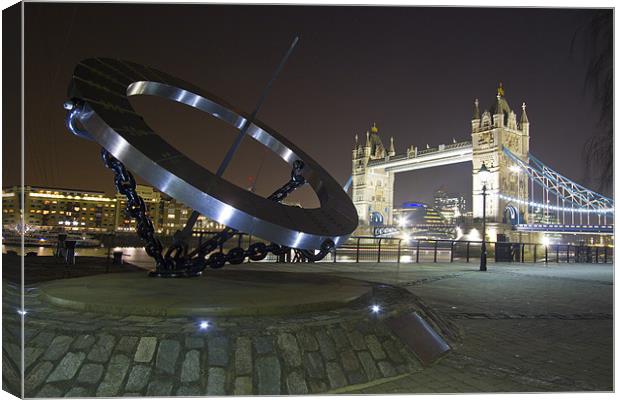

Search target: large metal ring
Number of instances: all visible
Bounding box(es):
[68,58,358,250]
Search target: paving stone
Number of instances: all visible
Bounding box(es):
[25,347,44,370]
[329,328,349,349]
[309,380,328,393]
[42,335,74,361]
[116,336,139,353]
[316,330,338,361]
[235,336,252,376]
[347,330,367,351]
[208,336,230,367]
[395,364,410,375]
[25,361,53,392]
[47,352,86,382]
[286,371,308,394]
[277,332,302,367]
[87,333,116,363]
[125,364,151,392]
[135,337,158,363]
[256,356,281,395]
[31,331,56,347]
[303,352,325,379]
[378,361,398,378]
[297,331,319,352]
[346,370,367,385]
[77,363,104,384]
[72,334,96,351]
[64,386,92,397]
[383,340,405,364]
[4,343,20,368]
[358,351,381,381]
[156,339,181,374]
[96,354,130,397]
[206,367,226,395]
[326,361,347,389]
[176,384,201,396]
[234,376,253,395]
[36,384,63,397]
[254,336,274,355]
[340,349,361,372]
[185,336,205,349]
[181,350,201,382]
[365,335,387,360]
[146,379,173,396]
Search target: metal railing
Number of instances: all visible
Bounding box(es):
[332,236,613,265]
[102,231,614,265]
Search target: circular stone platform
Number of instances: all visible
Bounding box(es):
[38,270,373,317]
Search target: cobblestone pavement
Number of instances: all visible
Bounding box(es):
[332,262,614,393]
[3,261,613,395]
[4,275,432,397]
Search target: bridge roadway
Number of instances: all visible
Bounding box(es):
[514,223,614,235]
[367,141,472,173]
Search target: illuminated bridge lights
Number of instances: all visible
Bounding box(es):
[498,193,615,214]
[514,223,614,234]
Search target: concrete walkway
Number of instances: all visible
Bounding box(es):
[4,261,613,395]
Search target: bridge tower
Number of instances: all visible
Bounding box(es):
[351,123,396,227]
[471,83,530,238]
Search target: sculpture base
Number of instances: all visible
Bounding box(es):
[38,269,373,317]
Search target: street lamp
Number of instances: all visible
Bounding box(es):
[478,162,491,271]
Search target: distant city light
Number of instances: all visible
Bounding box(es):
[509,165,521,173]
[17,309,27,316]
[467,228,481,241]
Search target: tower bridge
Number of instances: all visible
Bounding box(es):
[351,84,614,239]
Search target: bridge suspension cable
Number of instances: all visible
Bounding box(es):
[502,147,614,213]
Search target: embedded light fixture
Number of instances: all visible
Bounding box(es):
[198,320,210,330]
[370,304,381,314]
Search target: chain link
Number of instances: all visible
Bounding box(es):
[101,149,333,277]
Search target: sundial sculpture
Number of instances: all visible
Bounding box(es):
[63,45,358,277]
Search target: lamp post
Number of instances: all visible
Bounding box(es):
[478,162,491,272]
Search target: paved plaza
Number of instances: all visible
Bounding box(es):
[3,260,613,396]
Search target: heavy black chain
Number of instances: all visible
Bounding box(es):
[101,150,333,277]
[101,149,171,271]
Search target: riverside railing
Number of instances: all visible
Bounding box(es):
[187,231,613,265]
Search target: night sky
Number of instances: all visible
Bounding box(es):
[4,4,610,209]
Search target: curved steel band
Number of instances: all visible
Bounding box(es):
[68,58,357,250]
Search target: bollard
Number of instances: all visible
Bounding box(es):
[377,238,382,263]
[566,245,570,263]
[533,244,537,263]
[356,237,361,263]
[112,250,123,265]
[450,241,454,262]
[416,240,420,263]
[466,242,470,263]
[604,247,608,263]
[397,240,402,264]
[521,243,525,263]
[556,246,559,263]
[545,246,548,264]
[433,241,438,263]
